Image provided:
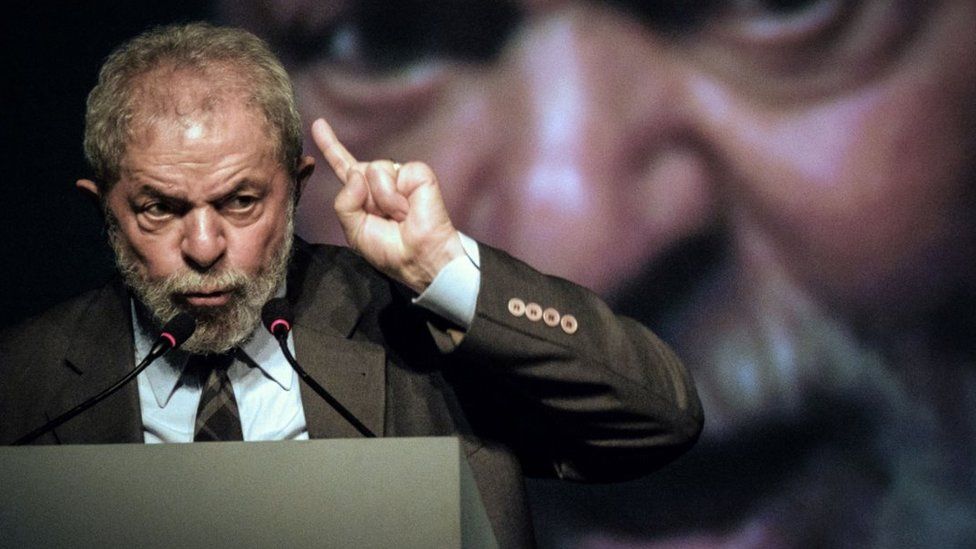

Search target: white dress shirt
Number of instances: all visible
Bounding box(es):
[135,234,481,443]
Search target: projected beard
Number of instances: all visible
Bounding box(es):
[107,203,294,355]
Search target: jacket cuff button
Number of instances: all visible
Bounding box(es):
[507,298,526,317]
[543,308,560,327]
[560,314,578,334]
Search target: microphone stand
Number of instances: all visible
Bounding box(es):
[12,313,195,445]
[272,334,376,438]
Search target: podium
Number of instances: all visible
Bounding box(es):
[0,437,498,548]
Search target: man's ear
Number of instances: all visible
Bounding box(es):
[76,178,101,198]
[293,155,315,204]
[76,178,113,229]
[76,179,105,213]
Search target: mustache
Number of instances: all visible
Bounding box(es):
[606,229,729,340]
[161,269,250,299]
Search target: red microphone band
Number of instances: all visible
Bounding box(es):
[270,319,291,334]
[160,332,177,348]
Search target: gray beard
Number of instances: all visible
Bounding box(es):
[108,210,293,355]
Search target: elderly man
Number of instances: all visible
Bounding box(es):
[0,22,702,548]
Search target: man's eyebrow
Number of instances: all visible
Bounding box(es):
[133,184,186,202]
[131,180,265,203]
[214,179,265,201]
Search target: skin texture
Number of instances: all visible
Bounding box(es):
[221,0,976,545]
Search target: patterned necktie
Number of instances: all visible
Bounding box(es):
[191,353,243,442]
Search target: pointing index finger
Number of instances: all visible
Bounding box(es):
[311,118,358,184]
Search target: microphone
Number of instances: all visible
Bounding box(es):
[261,297,293,339]
[13,313,196,445]
[261,298,376,438]
[145,312,197,362]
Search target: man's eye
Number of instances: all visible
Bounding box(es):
[729,0,831,16]
[282,0,522,72]
[142,203,174,219]
[673,0,923,103]
[224,195,258,212]
[713,0,846,46]
[604,0,843,41]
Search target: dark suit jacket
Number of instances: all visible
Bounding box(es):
[0,239,703,548]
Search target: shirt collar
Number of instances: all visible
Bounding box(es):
[237,317,295,393]
[131,285,293,408]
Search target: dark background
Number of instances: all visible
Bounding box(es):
[3,2,211,327]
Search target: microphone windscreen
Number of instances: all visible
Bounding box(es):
[261,297,294,335]
[161,312,196,348]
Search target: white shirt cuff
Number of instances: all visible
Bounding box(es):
[412,232,481,328]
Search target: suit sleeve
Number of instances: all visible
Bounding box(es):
[433,243,704,482]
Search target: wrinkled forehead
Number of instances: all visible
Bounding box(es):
[129,64,251,120]
[126,67,271,150]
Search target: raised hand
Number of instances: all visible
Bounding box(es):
[310,118,464,293]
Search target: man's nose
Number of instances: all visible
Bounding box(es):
[180,208,226,271]
[460,5,718,293]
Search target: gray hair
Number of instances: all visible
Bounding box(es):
[83,21,303,190]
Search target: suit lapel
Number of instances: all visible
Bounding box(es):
[56,280,143,444]
[293,325,386,438]
[288,241,387,438]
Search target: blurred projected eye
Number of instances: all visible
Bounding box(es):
[684,1,924,101]
[279,0,522,149]
[287,0,521,74]
[715,0,846,46]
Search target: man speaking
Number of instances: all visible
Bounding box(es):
[0,22,702,547]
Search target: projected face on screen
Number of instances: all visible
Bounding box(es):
[220,0,976,545]
[225,0,976,433]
